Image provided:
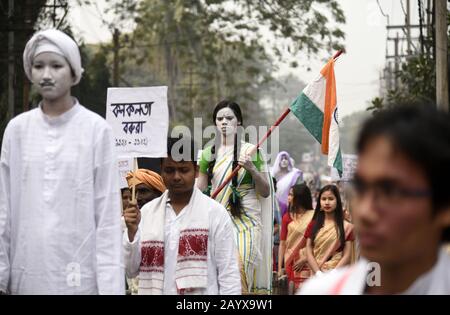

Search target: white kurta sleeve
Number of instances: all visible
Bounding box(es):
[123,228,141,278]
[213,206,241,295]
[93,125,124,295]
[0,125,11,292]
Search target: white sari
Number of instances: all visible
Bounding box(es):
[271,152,302,217]
[209,141,275,294]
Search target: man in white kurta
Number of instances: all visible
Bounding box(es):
[0,29,124,294]
[123,137,241,295]
[124,187,241,295]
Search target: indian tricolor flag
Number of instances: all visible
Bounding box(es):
[290,58,343,176]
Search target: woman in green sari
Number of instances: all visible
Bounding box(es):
[197,100,275,294]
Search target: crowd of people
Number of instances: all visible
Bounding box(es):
[1,28,450,295]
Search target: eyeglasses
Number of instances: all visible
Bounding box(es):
[351,177,431,208]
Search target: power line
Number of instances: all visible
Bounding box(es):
[400,0,407,16]
[376,0,388,18]
[376,0,390,25]
[418,0,425,54]
[43,0,69,28]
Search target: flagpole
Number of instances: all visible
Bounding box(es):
[210,50,344,199]
[333,49,344,60]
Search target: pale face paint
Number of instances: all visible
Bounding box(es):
[31,52,74,102]
[280,156,290,169]
[215,107,240,137]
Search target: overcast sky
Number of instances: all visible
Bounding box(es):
[68,0,426,117]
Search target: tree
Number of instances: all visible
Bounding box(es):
[369,11,450,113]
[72,45,112,117]
[370,54,439,112]
[110,0,345,127]
[0,0,48,148]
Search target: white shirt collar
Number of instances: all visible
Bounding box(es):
[38,97,81,126]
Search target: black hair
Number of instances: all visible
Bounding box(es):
[212,100,243,125]
[164,136,198,166]
[357,103,450,242]
[310,185,346,250]
[207,100,243,217]
[289,183,313,214]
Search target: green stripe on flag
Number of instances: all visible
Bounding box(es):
[333,148,343,176]
[290,93,324,144]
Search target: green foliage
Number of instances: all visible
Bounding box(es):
[366,97,385,115]
[369,12,450,114]
[394,55,436,103]
[0,0,48,148]
[1,0,346,148]
[369,52,445,113]
[113,0,345,128]
[73,46,112,117]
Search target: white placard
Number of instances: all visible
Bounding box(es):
[106,86,169,158]
[118,157,134,189]
[331,154,358,182]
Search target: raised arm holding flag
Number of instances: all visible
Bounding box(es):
[210,50,344,200]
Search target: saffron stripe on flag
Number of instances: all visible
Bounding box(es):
[289,57,343,177]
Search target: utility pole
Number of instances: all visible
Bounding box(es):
[52,0,57,27]
[23,0,34,113]
[113,28,120,87]
[406,0,412,54]
[435,0,448,111]
[418,0,425,55]
[394,32,400,90]
[189,67,193,113]
[8,0,15,120]
[426,0,432,34]
[425,0,433,55]
[43,1,68,29]
[387,62,393,91]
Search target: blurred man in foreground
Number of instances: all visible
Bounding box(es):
[299,104,450,294]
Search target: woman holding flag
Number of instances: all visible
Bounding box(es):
[197,100,275,294]
[195,51,343,294]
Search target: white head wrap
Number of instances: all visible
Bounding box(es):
[270,151,294,178]
[23,29,84,85]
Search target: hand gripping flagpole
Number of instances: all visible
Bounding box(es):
[210,50,344,199]
[211,108,291,199]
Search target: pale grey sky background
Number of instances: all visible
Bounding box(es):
[68,0,425,117]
